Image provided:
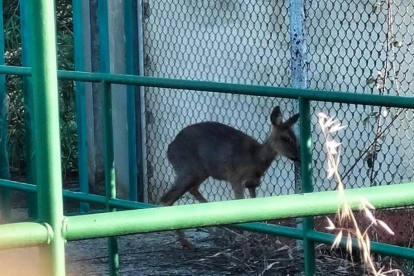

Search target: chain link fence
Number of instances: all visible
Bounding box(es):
[306,0,414,246]
[142,0,296,204]
[141,0,414,246]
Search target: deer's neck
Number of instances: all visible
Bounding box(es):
[258,135,278,168]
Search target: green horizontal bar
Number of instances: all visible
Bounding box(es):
[64,182,414,240]
[306,230,414,260]
[2,179,414,233]
[105,198,303,239]
[0,222,50,249]
[235,222,303,239]
[2,179,413,259]
[0,65,31,76]
[72,195,304,239]
[0,181,302,246]
[0,65,413,108]
[0,179,37,193]
[0,179,149,208]
[0,181,286,239]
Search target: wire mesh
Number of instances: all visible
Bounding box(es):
[141,0,414,244]
[306,0,414,96]
[305,0,414,247]
[142,0,295,204]
[306,0,414,202]
[311,103,414,191]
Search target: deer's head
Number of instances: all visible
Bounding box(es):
[268,106,300,162]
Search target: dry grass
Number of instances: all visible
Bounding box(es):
[318,113,404,276]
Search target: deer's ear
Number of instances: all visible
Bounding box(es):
[284,113,300,127]
[270,106,282,126]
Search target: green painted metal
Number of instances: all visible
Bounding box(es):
[65,181,414,239]
[98,0,110,73]
[0,222,50,249]
[103,83,116,201]
[3,65,414,109]
[124,0,140,202]
[2,178,414,260]
[0,178,142,208]
[0,179,38,194]
[98,0,120,273]
[135,0,146,203]
[0,65,31,76]
[103,82,120,275]
[299,98,315,276]
[72,0,89,213]
[0,0,11,221]
[0,1,413,273]
[306,230,414,261]
[29,0,66,274]
[20,0,37,219]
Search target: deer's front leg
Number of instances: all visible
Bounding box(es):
[248,187,256,198]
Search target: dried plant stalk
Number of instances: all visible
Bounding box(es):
[318,113,403,276]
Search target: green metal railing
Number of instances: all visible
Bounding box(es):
[28,0,65,274]
[0,0,10,221]
[299,98,315,274]
[98,1,120,274]
[20,0,38,220]
[72,0,89,214]
[2,58,414,275]
[1,1,414,276]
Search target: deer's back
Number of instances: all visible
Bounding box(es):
[167,122,264,182]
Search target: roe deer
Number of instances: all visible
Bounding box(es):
[160,106,300,258]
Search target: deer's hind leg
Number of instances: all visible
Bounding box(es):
[230,184,253,260]
[247,187,256,199]
[161,173,207,250]
[189,185,208,203]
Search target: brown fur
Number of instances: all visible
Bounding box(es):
[161,106,300,258]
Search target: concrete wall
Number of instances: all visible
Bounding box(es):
[108,0,130,199]
[84,0,130,199]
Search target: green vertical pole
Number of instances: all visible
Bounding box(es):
[29,0,66,275]
[98,1,120,274]
[299,97,315,276]
[103,81,120,275]
[72,0,89,213]
[20,0,37,219]
[0,0,11,221]
[124,0,140,202]
[136,0,146,203]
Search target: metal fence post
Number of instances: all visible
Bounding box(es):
[73,0,90,213]
[29,0,66,274]
[0,0,11,221]
[124,0,139,202]
[20,0,37,219]
[103,81,120,275]
[299,97,315,276]
[136,0,147,203]
[98,0,120,274]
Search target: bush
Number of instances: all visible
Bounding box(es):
[4,0,78,180]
